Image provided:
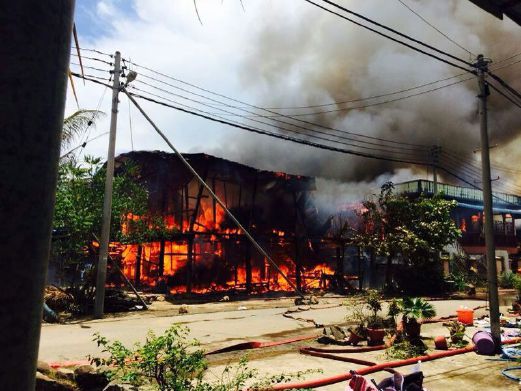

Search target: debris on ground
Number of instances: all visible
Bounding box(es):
[294,295,319,306]
[317,325,351,345]
[179,305,189,314]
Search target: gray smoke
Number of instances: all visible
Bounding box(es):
[209,0,521,191]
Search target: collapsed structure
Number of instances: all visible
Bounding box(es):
[113,151,342,294]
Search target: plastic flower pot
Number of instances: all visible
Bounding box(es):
[367,328,386,346]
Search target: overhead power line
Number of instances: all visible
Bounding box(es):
[132,78,427,156]
[125,59,431,149]
[72,72,521,207]
[303,0,474,74]
[488,82,521,110]
[396,0,473,57]
[130,83,427,159]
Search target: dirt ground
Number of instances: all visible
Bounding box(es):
[39,294,520,390]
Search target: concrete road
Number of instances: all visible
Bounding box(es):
[38,297,516,390]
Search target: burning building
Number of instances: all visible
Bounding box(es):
[113,151,339,294]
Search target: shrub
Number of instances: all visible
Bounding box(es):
[385,340,427,360]
[90,324,318,390]
[499,271,517,289]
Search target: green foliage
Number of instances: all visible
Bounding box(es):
[61,110,104,150]
[90,325,319,390]
[385,340,427,360]
[362,290,385,329]
[51,156,150,312]
[52,156,148,265]
[399,297,436,321]
[499,271,517,289]
[355,182,460,293]
[92,325,208,390]
[356,182,460,258]
[445,321,468,347]
[365,290,382,317]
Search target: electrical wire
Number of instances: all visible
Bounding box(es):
[132,79,428,157]
[209,76,474,117]
[488,82,521,110]
[129,83,427,159]
[71,47,113,57]
[125,59,431,149]
[248,52,521,111]
[70,53,113,66]
[396,0,473,57]
[71,71,521,208]
[303,0,474,74]
[488,71,521,103]
[126,89,430,166]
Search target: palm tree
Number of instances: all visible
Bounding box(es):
[61,109,103,148]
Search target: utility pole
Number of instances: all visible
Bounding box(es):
[0,1,75,389]
[431,145,441,194]
[476,54,501,347]
[94,51,121,318]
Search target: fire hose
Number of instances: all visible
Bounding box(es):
[269,338,521,390]
[206,335,317,355]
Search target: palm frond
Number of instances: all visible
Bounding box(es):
[62,109,104,148]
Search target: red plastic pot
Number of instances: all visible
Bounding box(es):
[367,328,385,346]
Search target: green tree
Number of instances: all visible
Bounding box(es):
[356,182,460,293]
[61,109,103,148]
[51,156,149,310]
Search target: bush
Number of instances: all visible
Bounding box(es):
[385,340,427,360]
[499,271,517,289]
[90,324,318,390]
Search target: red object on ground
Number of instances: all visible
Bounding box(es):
[270,338,521,390]
[457,309,474,325]
[434,336,448,350]
[270,345,476,390]
[205,334,317,355]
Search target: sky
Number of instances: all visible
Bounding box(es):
[67,0,521,207]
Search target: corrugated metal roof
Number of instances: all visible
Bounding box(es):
[468,0,521,26]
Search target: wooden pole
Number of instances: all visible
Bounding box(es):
[135,245,142,287]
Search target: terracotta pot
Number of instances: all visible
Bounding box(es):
[366,328,385,346]
[434,336,448,350]
[403,320,421,338]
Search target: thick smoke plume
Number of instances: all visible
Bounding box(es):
[211,0,521,193]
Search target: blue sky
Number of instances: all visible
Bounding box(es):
[75,0,137,39]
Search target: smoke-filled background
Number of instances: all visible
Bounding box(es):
[71,0,521,211]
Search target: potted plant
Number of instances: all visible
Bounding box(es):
[511,274,521,312]
[346,303,367,346]
[365,290,386,346]
[446,320,468,348]
[399,297,436,338]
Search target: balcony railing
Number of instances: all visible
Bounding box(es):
[394,180,521,206]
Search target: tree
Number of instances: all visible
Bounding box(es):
[355,182,460,293]
[61,109,103,148]
[51,156,149,311]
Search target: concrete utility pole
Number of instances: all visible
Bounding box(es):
[0,1,75,389]
[476,54,501,347]
[94,52,122,318]
[431,145,441,194]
